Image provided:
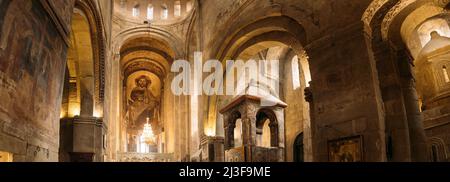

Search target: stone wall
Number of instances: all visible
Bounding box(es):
[0,0,74,162]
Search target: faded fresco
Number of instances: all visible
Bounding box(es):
[0,0,69,161]
[48,0,75,30]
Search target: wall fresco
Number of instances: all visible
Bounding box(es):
[0,0,69,161]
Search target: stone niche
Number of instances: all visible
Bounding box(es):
[59,117,107,162]
[220,84,287,162]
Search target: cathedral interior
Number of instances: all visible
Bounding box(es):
[1,0,450,162]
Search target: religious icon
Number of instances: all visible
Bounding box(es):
[126,75,160,128]
[328,136,363,162]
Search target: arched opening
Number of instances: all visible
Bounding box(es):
[233,119,243,147]
[161,4,168,20]
[256,109,278,148]
[208,15,312,162]
[294,133,304,162]
[227,111,242,149]
[147,4,154,20]
[59,0,106,162]
[115,34,183,162]
[132,3,140,17]
[363,1,450,162]
[429,137,448,162]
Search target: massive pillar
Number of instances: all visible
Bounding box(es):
[366,39,412,161]
[396,50,428,162]
[306,23,386,162]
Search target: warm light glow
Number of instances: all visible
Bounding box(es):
[261,120,271,148]
[132,4,140,17]
[161,5,168,20]
[0,151,13,162]
[60,111,66,119]
[292,56,301,90]
[142,117,156,145]
[205,127,215,137]
[299,54,311,87]
[147,5,154,20]
[69,108,80,117]
[418,19,450,47]
[186,0,193,12]
[93,110,103,118]
[234,119,243,147]
[174,1,181,17]
[444,66,450,83]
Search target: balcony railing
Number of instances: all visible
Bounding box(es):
[118,152,175,162]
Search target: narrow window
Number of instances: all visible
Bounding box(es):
[147,4,154,20]
[233,119,243,147]
[186,0,193,12]
[132,4,140,17]
[161,4,168,20]
[292,56,301,89]
[443,65,450,83]
[431,145,439,162]
[174,1,181,17]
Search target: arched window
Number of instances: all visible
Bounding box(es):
[132,4,140,17]
[186,0,193,12]
[147,4,154,20]
[234,119,243,147]
[256,110,278,148]
[174,1,181,17]
[443,65,450,83]
[429,137,448,162]
[431,144,439,162]
[227,111,242,149]
[260,119,271,148]
[292,56,301,90]
[161,4,168,20]
[294,133,304,162]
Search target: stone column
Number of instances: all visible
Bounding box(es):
[79,75,94,117]
[397,50,428,162]
[305,24,386,162]
[367,39,412,162]
[304,86,314,162]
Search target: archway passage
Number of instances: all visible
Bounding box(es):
[294,133,304,162]
[115,34,185,162]
[206,15,313,162]
[363,0,450,162]
[59,0,107,162]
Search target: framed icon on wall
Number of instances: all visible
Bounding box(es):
[328,135,363,162]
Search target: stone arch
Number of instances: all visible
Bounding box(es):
[225,111,242,149]
[203,14,311,162]
[256,108,279,148]
[362,0,450,162]
[213,15,307,61]
[59,0,108,162]
[429,137,448,161]
[61,0,106,118]
[111,24,189,160]
[113,26,184,59]
[75,0,107,112]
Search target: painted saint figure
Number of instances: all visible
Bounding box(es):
[127,76,159,127]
